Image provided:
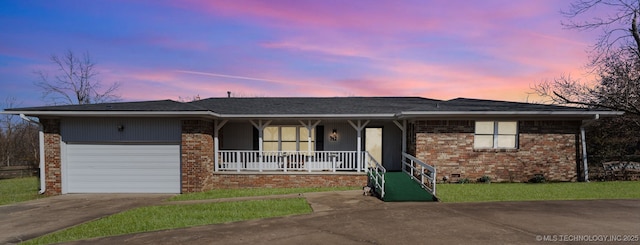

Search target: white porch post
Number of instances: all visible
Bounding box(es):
[299,120,321,172]
[250,120,272,172]
[299,120,321,154]
[213,120,228,172]
[348,120,370,172]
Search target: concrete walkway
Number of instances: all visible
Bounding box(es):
[61,191,639,245]
[0,194,172,244]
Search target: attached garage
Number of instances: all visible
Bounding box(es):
[60,118,182,194]
[64,144,180,193]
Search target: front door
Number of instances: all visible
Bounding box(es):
[365,127,383,165]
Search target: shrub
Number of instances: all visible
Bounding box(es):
[477,175,492,183]
[529,174,546,183]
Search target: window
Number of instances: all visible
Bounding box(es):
[263,126,315,151]
[474,121,518,149]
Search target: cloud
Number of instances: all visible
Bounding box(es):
[174,70,287,85]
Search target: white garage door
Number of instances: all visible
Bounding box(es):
[65,144,180,193]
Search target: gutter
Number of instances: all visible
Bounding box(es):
[19,114,46,194]
[580,114,601,182]
[4,110,222,118]
[396,110,623,118]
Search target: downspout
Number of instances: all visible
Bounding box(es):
[20,114,46,194]
[581,114,600,182]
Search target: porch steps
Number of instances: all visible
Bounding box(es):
[382,172,437,202]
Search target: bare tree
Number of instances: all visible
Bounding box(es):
[1,97,18,166]
[562,0,640,64]
[535,51,640,115]
[0,97,38,167]
[35,50,120,105]
[531,1,640,173]
[533,0,640,115]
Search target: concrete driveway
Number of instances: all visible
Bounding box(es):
[58,191,640,245]
[0,194,171,244]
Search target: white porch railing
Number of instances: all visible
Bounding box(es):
[365,152,386,198]
[218,151,365,172]
[402,152,436,196]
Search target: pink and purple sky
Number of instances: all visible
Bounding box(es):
[0,0,599,107]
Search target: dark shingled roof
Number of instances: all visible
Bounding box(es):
[6,100,207,112]
[5,97,616,118]
[188,97,441,115]
[423,98,594,112]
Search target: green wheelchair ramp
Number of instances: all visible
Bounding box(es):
[382,171,437,202]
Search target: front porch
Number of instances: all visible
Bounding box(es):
[208,118,437,201]
[217,150,375,172]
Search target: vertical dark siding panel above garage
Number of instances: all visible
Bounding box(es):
[60,118,181,143]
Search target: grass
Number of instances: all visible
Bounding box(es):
[23,187,358,244]
[437,181,640,202]
[0,177,42,205]
[169,186,360,201]
[23,198,312,245]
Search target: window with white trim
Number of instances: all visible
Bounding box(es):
[263,126,315,151]
[474,121,518,149]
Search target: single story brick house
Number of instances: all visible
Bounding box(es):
[4,97,619,195]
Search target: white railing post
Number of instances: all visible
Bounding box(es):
[432,166,437,196]
[236,151,241,172]
[402,152,437,197]
[411,159,414,177]
[332,154,336,172]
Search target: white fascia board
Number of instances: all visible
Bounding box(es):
[397,110,623,118]
[2,110,222,118]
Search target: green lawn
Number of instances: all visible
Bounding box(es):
[0,177,42,205]
[169,186,360,201]
[22,198,311,245]
[22,186,359,244]
[437,181,640,202]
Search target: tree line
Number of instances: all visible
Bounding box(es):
[533,0,640,167]
[0,98,38,167]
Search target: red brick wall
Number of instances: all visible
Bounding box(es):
[208,173,367,189]
[181,120,216,193]
[42,119,62,195]
[412,120,580,182]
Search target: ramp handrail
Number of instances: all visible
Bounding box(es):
[365,151,386,198]
[402,152,436,196]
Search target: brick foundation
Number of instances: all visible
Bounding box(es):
[412,120,580,182]
[181,120,215,193]
[208,173,367,189]
[42,119,62,195]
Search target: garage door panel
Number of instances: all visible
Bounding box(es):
[69,183,178,194]
[69,171,175,183]
[65,144,180,193]
[67,162,176,170]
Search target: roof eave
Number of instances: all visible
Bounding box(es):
[218,113,397,119]
[1,110,222,118]
[396,111,623,119]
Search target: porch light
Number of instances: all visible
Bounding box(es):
[330,129,338,141]
[117,124,125,132]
